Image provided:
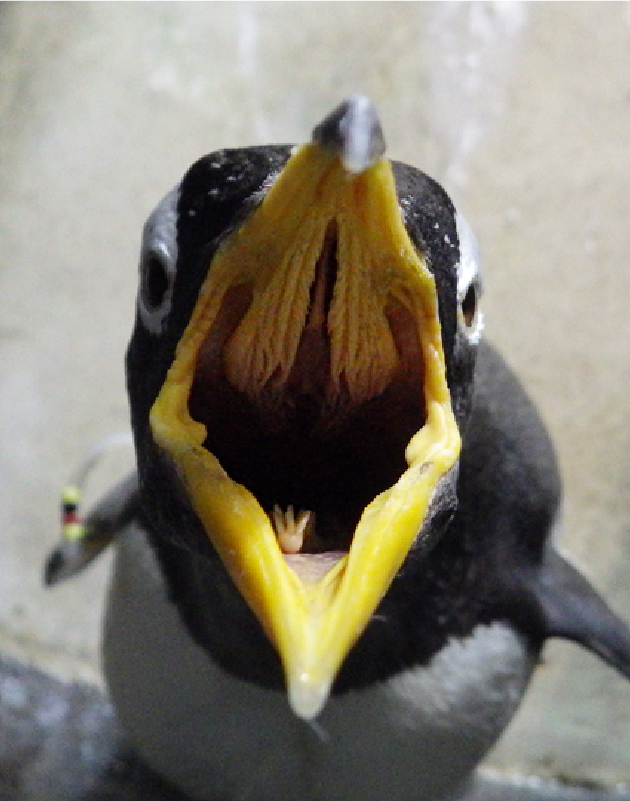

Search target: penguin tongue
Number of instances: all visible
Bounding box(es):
[269,504,347,584]
[272,505,313,555]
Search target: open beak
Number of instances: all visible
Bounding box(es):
[150,97,461,720]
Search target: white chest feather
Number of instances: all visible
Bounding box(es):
[103,528,535,801]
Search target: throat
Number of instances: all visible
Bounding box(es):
[187,221,427,557]
[189,344,424,556]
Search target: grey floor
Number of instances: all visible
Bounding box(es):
[2,652,629,801]
[1,2,630,798]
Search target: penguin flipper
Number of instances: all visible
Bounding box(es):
[533,547,630,682]
[44,472,140,587]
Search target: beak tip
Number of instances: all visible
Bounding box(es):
[312,94,386,174]
[288,671,332,721]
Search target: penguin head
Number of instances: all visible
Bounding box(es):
[126,96,483,719]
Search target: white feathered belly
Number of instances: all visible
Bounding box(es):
[103,527,535,801]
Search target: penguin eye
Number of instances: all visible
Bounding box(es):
[141,251,171,311]
[461,283,478,329]
[454,211,483,341]
[137,183,180,335]
[138,244,176,334]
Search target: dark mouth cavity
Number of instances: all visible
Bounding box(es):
[188,226,426,553]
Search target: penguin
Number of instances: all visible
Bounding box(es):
[48,96,630,801]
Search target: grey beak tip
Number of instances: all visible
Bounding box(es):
[311,95,386,174]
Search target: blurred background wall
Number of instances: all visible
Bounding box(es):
[1,1,629,786]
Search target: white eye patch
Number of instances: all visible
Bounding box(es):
[455,211,484,343]
[137,183,181,335]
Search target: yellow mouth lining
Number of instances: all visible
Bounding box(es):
[149,144,461,719]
